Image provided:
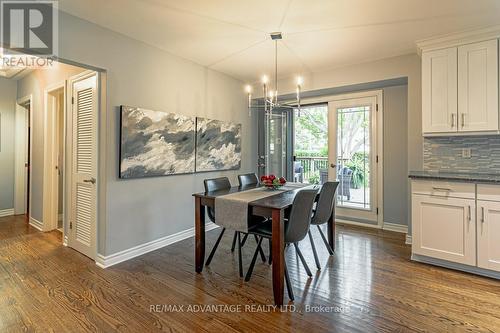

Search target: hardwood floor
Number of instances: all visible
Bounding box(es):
[1,215,500,332]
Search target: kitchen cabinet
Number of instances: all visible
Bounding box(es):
[420,37,499,135]
[412,181,476,265]
[458,39,499,132]
[422,48,457,134]
[477,185,500,272]
[411,179,500,276]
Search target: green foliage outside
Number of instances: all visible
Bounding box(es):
[344,152,369,189]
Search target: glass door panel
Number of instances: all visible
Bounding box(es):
[328,94,379,224]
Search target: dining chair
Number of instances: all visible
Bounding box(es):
[204,177,266,277]
[238,173,259,187]
[244,189,318,301]
[309,181,339,270]
[237,173,268,254]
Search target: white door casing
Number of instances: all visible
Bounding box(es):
[69,72,98,259]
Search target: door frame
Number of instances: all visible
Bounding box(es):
[299,90,384,227]
[43,81,66,236]
[14,95,33,218]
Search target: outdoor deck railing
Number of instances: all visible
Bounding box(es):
[295,156,328,182]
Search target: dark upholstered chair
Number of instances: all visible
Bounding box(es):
[238,173,259,187]
[204,177,265,277]
[309,181,339,269]
[338,167,352,200]
[244,189,318,301]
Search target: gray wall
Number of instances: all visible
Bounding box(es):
[56,12,257,255]
[0,78,16,210]
[383,85,408,226]
[424,136,500,173]
[0,77,17,211]
[17,63,86,222]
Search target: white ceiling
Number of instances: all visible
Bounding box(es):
[59,0,500,83]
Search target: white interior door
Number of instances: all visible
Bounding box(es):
[328,92,381,224]
[14,103,29,215]
[69,72,98,259]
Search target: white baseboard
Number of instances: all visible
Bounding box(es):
[0,208,15,218]
[29,217,43,231]
[96,222,220,268]
[336,218,380,229]
[405,235,412,245]
[382,222,408,234]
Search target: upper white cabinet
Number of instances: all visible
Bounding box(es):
[420,35,499,135]
[422,48,458,133]
[458,40,499,132]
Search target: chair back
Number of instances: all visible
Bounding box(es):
[238,173,259,187]
[311,181,339,225]
[285,189,318,243]
[204,177,231,222]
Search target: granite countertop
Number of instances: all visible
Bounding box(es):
[408,171,500,184]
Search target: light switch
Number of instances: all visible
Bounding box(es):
[462,148,472,158]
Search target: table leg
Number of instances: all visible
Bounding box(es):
[195,197,205,273]
[327,211,335,252]
[271,208,284,306]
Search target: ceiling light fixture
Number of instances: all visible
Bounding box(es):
[245,32,302,116]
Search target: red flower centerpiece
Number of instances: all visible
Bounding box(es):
[261,175,287,190]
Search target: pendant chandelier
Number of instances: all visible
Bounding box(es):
[245,32,303,115]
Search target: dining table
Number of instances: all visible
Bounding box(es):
[192,183,336,306]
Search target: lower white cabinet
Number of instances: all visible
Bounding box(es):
[477,200,500,271]
[412,194,476,266]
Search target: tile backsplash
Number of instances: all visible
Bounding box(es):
[423,136,500,174]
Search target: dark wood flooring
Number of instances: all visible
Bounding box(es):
[1,215,500,332]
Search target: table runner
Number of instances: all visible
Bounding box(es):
[214,183,308,232]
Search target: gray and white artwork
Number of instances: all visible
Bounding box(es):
[195,118,242,172]
[120,106,195,178]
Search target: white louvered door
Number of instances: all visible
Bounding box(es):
[69,73,97,259]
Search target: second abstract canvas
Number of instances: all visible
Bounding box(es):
[195,118,242,172]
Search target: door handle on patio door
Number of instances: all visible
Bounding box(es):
[330,163,337,169]
[84,177,96,185]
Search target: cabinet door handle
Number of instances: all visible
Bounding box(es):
[461,113,466,128]
[451,114,455,128]
[468,205,471,222]
[481,207,485,235]
[432,187,451,192]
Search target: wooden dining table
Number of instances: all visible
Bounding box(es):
[192,184,336,306]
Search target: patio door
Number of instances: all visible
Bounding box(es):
[260,108,291,179]
[328,91,382,225]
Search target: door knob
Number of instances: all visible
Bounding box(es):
[83,177,96,184]
[330,163,337,168]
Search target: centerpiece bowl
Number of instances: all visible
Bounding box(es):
[261,175,287,190]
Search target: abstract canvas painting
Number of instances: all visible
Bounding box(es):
[195,118,241,172]
[120,106,195,178]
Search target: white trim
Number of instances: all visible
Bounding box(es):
[14,95,32,217]
[43,82,65,232]
[412,253,500,280]
[416,25,500,55]
[96,223,220,268]
[29,217,43,231]
[382,222,408,234]
[405,234,412,245]
[0,209,15,218]
[336,218,380,229]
